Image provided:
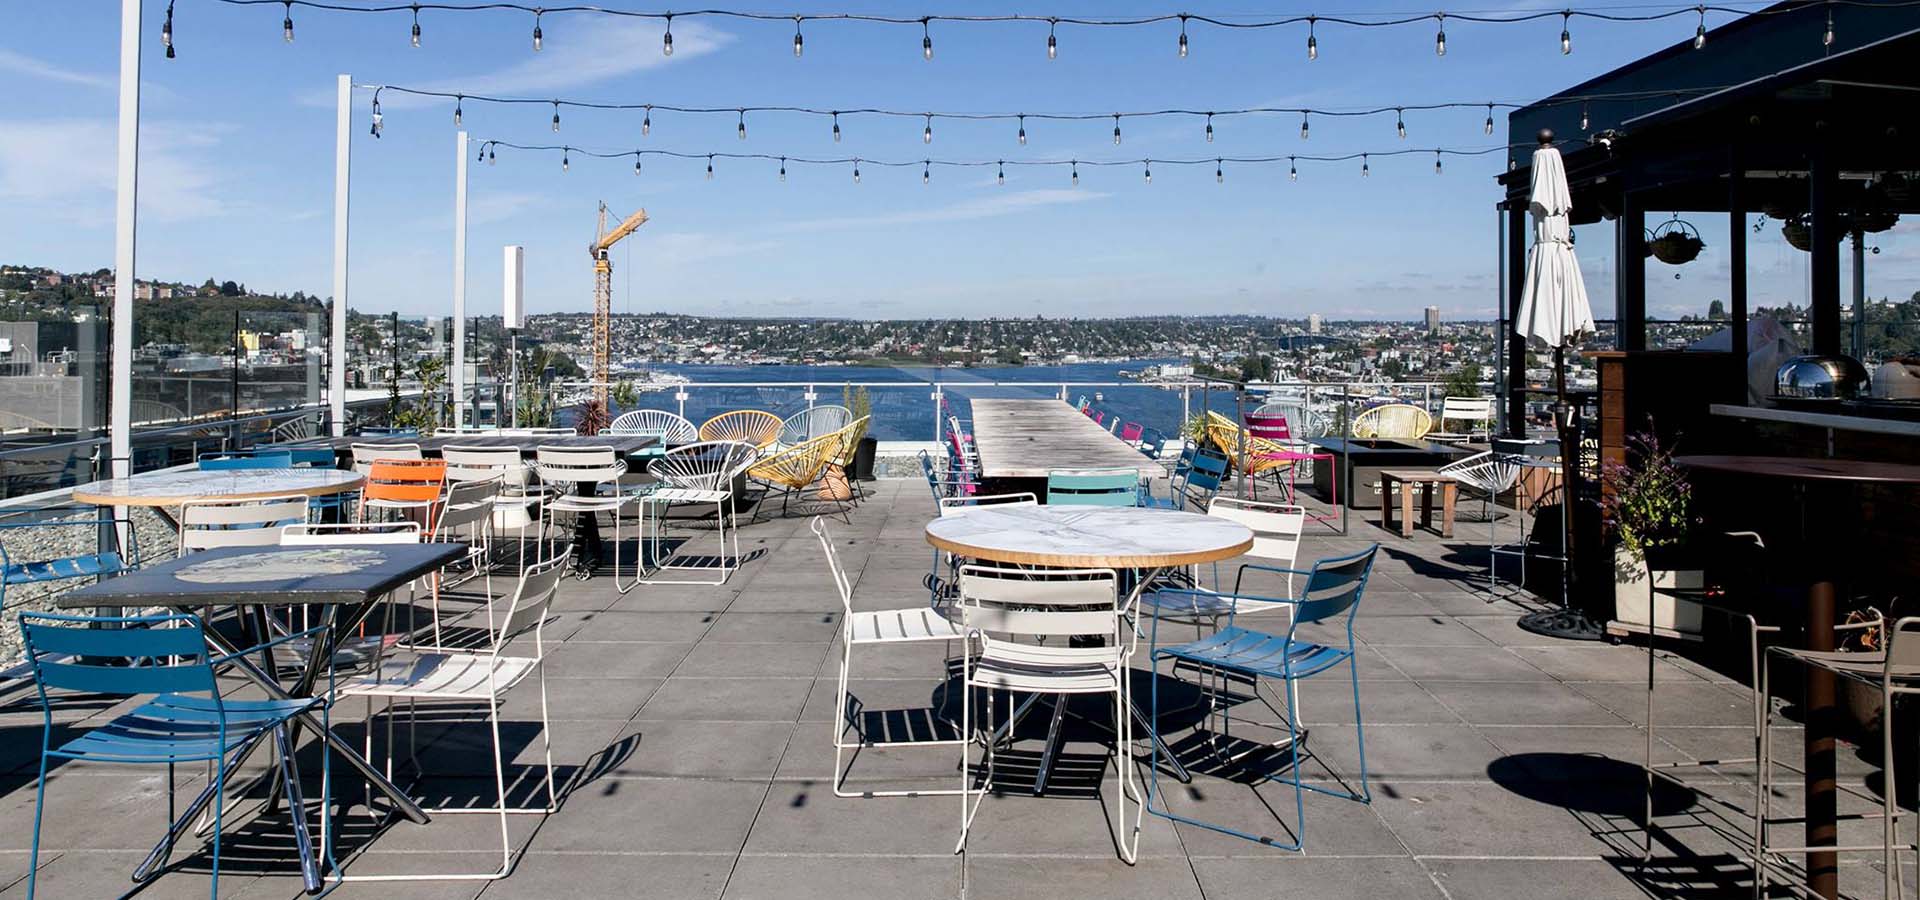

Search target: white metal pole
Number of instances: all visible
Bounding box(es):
[111,0,141,478]
[452,130,469,427]
[329,74,352,436]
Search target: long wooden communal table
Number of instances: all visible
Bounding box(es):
[292,432,662,461]
[968,399,1166,495]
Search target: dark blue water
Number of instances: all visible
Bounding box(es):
[592,361,1207,442]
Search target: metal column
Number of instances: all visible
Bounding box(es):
[1728,154,1749,401]
[111,0,141,477]
[451,130,469,427]
[330,74,352,436]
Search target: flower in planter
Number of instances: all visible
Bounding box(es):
[1599,425,1697,564]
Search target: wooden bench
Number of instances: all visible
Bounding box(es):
[1378,470,1458,538]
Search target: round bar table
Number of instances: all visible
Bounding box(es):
[926,504,1254,787]
[1675,455,1920,900]
[73,468,365,507]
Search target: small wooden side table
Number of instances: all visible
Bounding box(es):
[1379,470,1457,538]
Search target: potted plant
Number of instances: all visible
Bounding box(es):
[1600,427,1705,636]
[1648,217,1704,265]
[843,384,879,481]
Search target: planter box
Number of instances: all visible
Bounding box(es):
[1612,547,1704,636]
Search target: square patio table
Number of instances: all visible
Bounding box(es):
[59,542,466,892]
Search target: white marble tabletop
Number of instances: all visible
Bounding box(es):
[924,504,1253,569]
[72,468,365,507]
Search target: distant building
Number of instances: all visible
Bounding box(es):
[1307,314,1323,335]
[1424,306,1441,333]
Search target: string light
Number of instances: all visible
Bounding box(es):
[1561,10,1572,53]
[1580,100,1589,131]
[793,15,804,56]
[853,158,861,183]
[707,153,714,178]
[831,111,841,142]
[1290,156,1298,180]
[1435,149,1443,173]
[1434,12,1446,56]
[531,8,542,51]
[634,154,642,175]
[1016,115,1026,145]
[922,161,930,184]
[663,13,674,55]
[1395,108,1405,139]
[551,101,560,132]
[923,113,933,144]
[1694,5,1707,48]
[1112,114,1122,145]
[1047,17,1058,58]
[410,3,421,47]
[1205,113,1214,143]
[369,89,383,137]
[1300,112,1310,140]
[779,156,786,180]
[1143,160,1152,184]
[1824,7,1835,45]
[737,109,747,140]
[163,1,175,58]
[1361,153,1370,176]
[1071,160,1079,187]
[1215,159,1223,183]
[1484,103,1495,135]
[488,144,496,164]
[997,161,1005,185]
[282,0,294,41]
[1178,14,1189,57]
[1307,15,1318,60]
[921,17,933,60]
[561,146,569,170]
[453,95,463,126]
[643,105,652,136]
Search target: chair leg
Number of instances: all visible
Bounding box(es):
[538,665,558,813]
[1115,684,1141,865]
[28,753,48,898]
[1756,654,1774,900]
[1884,677,1898,900]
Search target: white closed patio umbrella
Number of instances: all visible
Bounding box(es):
[1513,130,1599,640]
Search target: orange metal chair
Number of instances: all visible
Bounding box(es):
[360,458,448,529]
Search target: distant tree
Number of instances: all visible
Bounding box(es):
[219,280,241,297]
[1708,299,1727,320]
[1441,361,1484,398]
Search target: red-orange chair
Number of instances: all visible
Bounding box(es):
[359,458,447,529]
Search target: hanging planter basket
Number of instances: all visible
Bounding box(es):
[1782,215,1813,251]
[1642,228,1655,259]
[1649,216,1704,265]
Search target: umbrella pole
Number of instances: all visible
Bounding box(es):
[1516,344,1603,640]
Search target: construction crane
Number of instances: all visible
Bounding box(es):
[589,202,649,406]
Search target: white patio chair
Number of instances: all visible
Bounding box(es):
[330,550,569,883]
[349,441,422,474]
[443,445,546,564]
[177,495,311,555]
[637,440,758,586]
[1437,451,1527,588]
[778,405,854,449]
[811,518,969,798]
[1428,396,1495,443]
[280,521,422,545]
[921,493,1040,603]
[606,409,698,444]
[956,564,1142,864]
[534,446,634,592]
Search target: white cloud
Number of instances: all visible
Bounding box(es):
[0,119,228,225]
[310,19,731,109]
[771,189,1105,232]
[645,231,783,266]
[0,50,114,90]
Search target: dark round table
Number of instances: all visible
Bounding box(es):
[1675,455,1920,900]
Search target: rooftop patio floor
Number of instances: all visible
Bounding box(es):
[0,480,1906,899]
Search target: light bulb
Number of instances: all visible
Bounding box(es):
[1300,113,1309,140]
[1143,163,1151,185]
[281,1,293,42]
[853,160,861,184]
[162,5,174,58]
[831,112,840,142]
[997,162,1005,185]
[924,115,933,144]
[411,5,421,47]
[794,18,804,57]
[561,151,569,172]
[1824,10,1834,46]
[642,106,651,137]
[532,13,543,51]
[1113,115,1122,145]
[663,16,673,56]
[738,111,747,141]
[1561,13,1572,54]
[706,156,713,179]
[1047,20,1057,59]
[1307,17,1318,60]
[1435,15,1445,57]
[922,163,930,185]
[1071,162,1078,187]
[453,97,463,126]
[1580,102,1589,131]
[634,157,642,175]
[1215,160,1223,183]
[488,146,496,165]
[779,158,787,181]
[1205,114,1214,143]
[1485,104,1494,135]
[1178,15,1189,57]
[1435,151,1443,174]
[551,103,561,132]
[478,145,486,162]
[1290,158,1297,181]
[370,95,383,138]
[922,19,933,60]
[1361,154,1369,177]
[1396,109,1406,139]
[1694,7,1706,49]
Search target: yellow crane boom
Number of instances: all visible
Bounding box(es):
[590,203,648,407]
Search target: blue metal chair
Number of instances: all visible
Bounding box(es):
[1144,449,1228,511]
[1045,468,1141,507]
[1145,544,1379,850]
[262,445,338,468]
[0,510,139,613]
[19,612,330,897]
[1137,427,1169,460]
[197,450,293,470]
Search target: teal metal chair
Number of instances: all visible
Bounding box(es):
[19,612,330,897]
[1045,468,1141,506]
[1145,544,1379,850]
[0,510,139,613]
[197,450,293,470]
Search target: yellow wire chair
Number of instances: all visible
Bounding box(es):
[747,428,850,521]
[820,415,872,505]
[698,410,784,448]
[1350,403,1434,440]
[1201,410,1295,483]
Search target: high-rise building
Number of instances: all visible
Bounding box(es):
[1424,306,1441,333]
[1307,313,1323,335]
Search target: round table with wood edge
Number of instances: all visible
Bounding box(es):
[1675,454,1920,900]
[926,504,1255,789]
[72,468,366,507]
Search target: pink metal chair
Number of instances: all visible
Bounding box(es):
[1244,412,1337,522]
[1120,422,1144,444]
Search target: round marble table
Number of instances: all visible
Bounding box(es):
[72,468,365,507]
[924,504,1253,569]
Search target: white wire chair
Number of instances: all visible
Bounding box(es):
[606,409,698,444]
[1437,451,1527,588]
[778,405,854,449]
[534,446,634,592]
[637,440,758,585]
[955,564,1141,864]
[329,550,570,883]
[811,518,969,798]
[1252,401,1329,440]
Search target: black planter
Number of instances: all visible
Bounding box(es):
[851,436,879,481]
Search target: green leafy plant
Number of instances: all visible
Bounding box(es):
[610,380,639,410]
[1599,425,1695,564]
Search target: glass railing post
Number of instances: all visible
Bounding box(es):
[931,385,943,442]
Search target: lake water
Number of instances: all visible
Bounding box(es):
[578,360,1220,442]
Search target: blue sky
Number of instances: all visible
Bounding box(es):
[2,1,1912,321]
